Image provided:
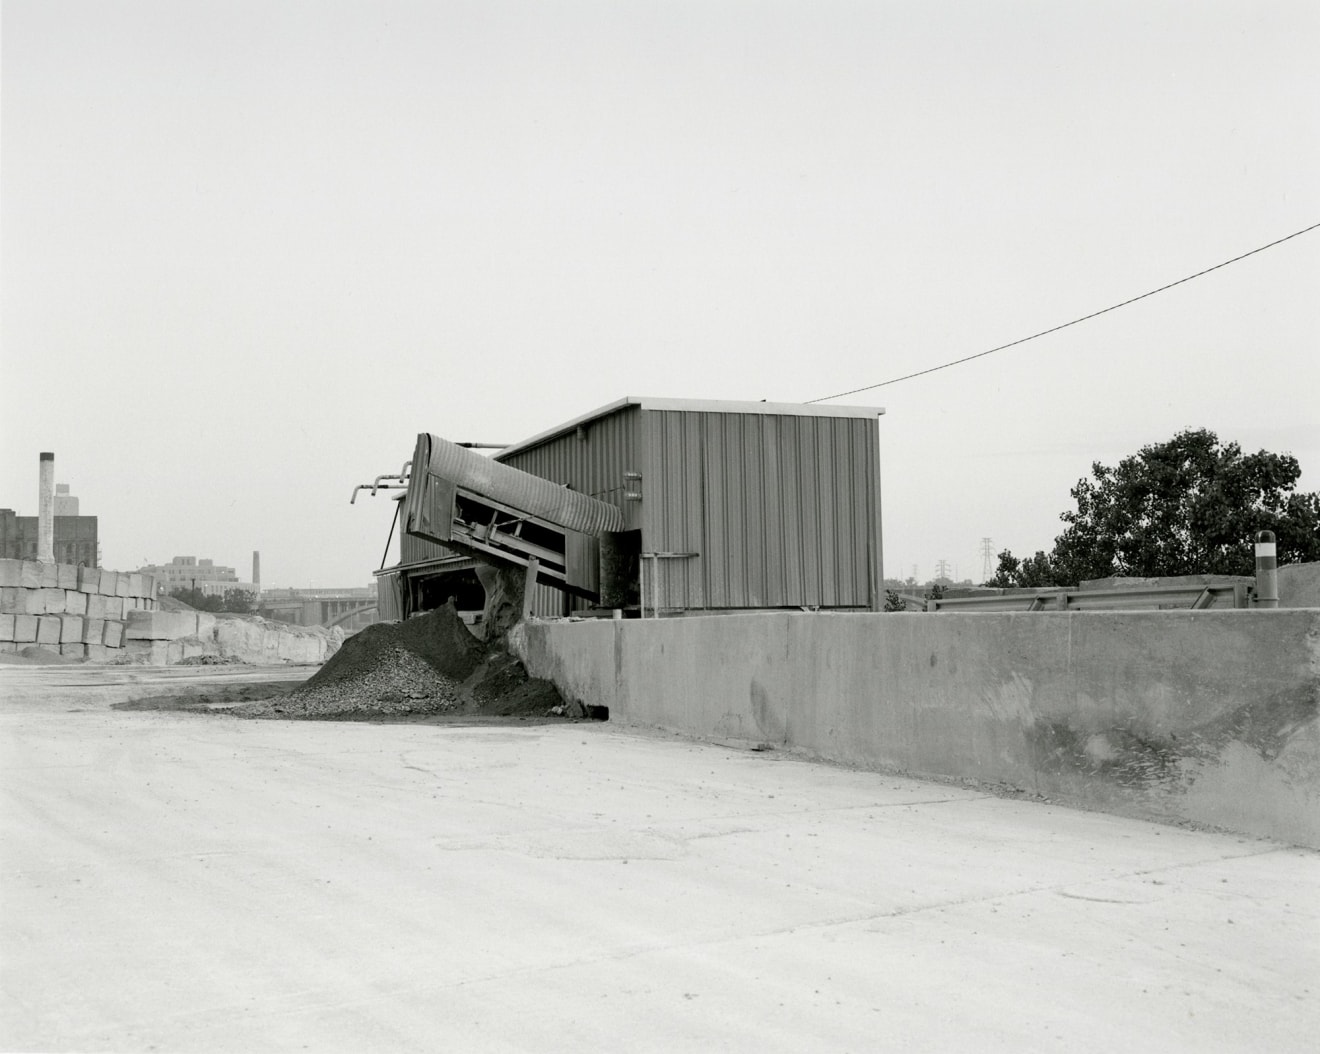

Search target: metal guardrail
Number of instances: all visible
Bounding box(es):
[904,582,1251,613]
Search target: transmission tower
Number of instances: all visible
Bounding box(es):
[934,559,952,582]
[980,538,995,582]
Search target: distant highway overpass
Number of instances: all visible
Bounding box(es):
[260,592,378,630]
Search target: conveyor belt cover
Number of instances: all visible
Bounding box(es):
[407,433,625,537]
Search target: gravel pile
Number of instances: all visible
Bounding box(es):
[227,602,567,722]
[233,647,466,719]
[177,654,244,666]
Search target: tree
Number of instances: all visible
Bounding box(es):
[995,429,1320,585]
[168,587,223,612]
[221,588,256,614]
[987,549,1062,588]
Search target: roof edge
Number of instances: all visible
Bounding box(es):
[496,397,885,460]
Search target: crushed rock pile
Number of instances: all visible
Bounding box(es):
[229,602,566,721]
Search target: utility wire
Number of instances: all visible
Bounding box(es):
[807,220,1320,404]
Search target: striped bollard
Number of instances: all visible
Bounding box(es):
[1254,530,1279,609]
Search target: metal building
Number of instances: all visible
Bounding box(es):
[372,397,884,619]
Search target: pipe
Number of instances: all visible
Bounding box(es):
[638,555,646,620]
[351,482,407,504]
[371,473,406,495]
[1255,530,1279,609]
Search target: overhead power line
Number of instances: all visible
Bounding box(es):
[807,220,1320,404]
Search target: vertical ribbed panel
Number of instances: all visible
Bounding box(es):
[498,406,639,509]
[641,410,705,610]
[487,404,880,614]
[497,406,641,614]
[376,573,403,621]
[401,532,456,565]
[645,410,880,610]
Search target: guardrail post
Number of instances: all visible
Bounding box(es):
[1254,530,1278,609]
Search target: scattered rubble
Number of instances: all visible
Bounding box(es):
[228,602,571,721]
[0,645,81,666]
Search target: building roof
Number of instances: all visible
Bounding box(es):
[497,396,885,460]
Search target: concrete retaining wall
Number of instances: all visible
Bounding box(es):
[513,610,1320,848]
[1280,562,1320,608]
[0,559,157,660]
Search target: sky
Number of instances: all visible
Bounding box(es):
[2,0,1317,588]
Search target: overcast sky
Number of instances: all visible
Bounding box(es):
[3,0,1317,588]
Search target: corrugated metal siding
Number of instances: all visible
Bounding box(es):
[640,409,706,610]
[400,530,455,565]
[417,433,623,535]
[498,406,641,615]
[482,404,879,614]
[377,573,403,621]
[644,410,880,610]
[498,406,641,518]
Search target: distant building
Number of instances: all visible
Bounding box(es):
[137,555,256,598]
[53,484,79,516]
[0,481,98,565]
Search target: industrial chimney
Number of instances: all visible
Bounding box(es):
[37,452,55,564]
[252,550,261,593]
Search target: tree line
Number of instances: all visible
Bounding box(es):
[987,428,1319,588]
[167,587,258,614]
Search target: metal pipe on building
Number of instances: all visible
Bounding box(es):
[37,452,55,563]
[1255,530,1279,609]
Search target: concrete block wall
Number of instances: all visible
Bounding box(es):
[0,559,156,660]
[513,609,1320,849]
[122,610,342,666]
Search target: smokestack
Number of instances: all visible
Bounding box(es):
[38,452,55,564]
[252,551,261,592]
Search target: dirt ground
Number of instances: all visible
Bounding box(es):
[4,660,1316,1053]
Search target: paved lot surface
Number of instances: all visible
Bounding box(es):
[2,665,1317,1052]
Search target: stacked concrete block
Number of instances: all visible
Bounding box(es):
[36,616,60,645]
[0,558,158,659]
[124,640,170,664]
[59,616,84,643]
[39,588,68,614]
[0,557,336,666]
[126,610,200,640]
[13,614,37,643]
